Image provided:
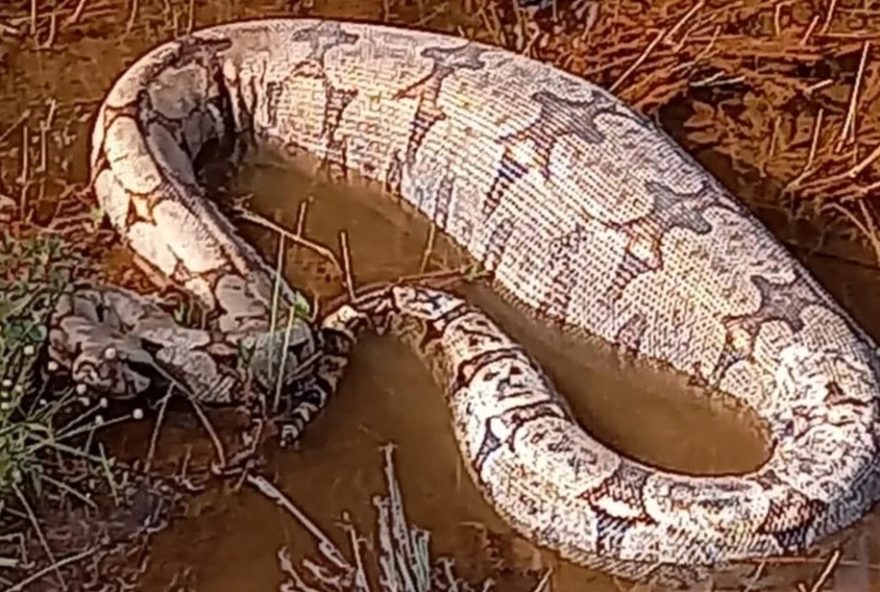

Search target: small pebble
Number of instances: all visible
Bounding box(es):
[132,408,144,420]
[47,360,59,372]
[22,345,34,356]
[1,379,10,389]
[103,347,117,361]
[0,402,11,411]
[94,415,105,426]
[75,383,87,395]
[98,397,108,409]
[77,396,90,406]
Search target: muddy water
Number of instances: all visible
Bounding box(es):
[109,149,880,591]
[239,151,772,476]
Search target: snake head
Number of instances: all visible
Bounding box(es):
[267,311,365,447]
[345,286,398,335]
[239,315,323,393]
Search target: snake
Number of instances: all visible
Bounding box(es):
[35,17,880,587]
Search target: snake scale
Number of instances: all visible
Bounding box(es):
[36,18,880,586]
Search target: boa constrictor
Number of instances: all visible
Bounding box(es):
[40,18,880,586]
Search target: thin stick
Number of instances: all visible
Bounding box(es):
[610,28,666,92]
[761,552,880,571]
[66,0,89,25]
[820,0,838,35]
[809,548,841,592]
[141,352,229,469]
[17,125,29,187]
[276,548,314,590]
[29,0,36,37]
[188,396,227,470]
[41,12,57,48]
[0,110,30,146]
[805,108,824,171]
[339,519,369,590]
[847,142,880,178]
[418,223,436,274]
[743,561,767,592]
[767,115,780,163]
[485,1,505,47]
[186,0,194,34]
[41,474,97,509]
[11,484,65,589]
[236,208,343,275]
[800,14,819,45]
[5,547,96,592]
[803,79,833,95]
[325,264,475,313]
[837,41,870,151]
[474,2,502,47]
[144,386,173,473]
[273,308,297,414]
[17,128,30,218]
[786,108,824,192]
[125,0,138,34]
[339,230,356,303]
[530,568,553,592]
[396,264,475,285]
[414,5,447,27]
[38,126,48,173]
[292,200,317,318]
[268,233,286,383]
[294,201,308,237]
[246,474,352,571]
[96,442,121,505]
[825,201,880,265]
[668,0,704,44]
[38,99,56,174]
[610,1,703,93]
[773,2,783,36]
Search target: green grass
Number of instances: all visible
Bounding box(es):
[0,231,137,588]
[0,231,75,493]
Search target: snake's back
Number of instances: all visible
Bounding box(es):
[83,18,880,584]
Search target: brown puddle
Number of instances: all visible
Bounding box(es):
[238,150,772,477]
[105,149,880,591]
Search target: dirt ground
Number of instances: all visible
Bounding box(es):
[1,0,879,591]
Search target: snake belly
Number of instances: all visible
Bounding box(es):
[80,18,880,583]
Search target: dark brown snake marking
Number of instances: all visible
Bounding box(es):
[31,18,880,586]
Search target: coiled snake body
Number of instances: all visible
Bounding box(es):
[41,18,880,585]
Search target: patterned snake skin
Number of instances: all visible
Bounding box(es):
[39,18,880,585]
